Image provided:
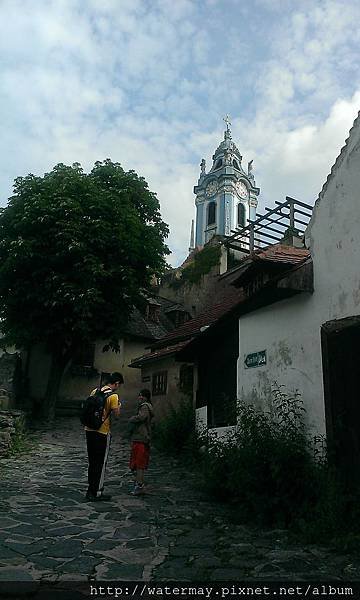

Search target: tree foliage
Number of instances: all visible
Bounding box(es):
[0,159,169,415]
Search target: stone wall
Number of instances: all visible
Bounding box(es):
[0,352,21,409]
[159,243,231,317]
[0,409,25,456]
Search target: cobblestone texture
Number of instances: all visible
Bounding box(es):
[0,417,359,583]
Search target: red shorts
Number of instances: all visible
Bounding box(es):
[130,442,150,470]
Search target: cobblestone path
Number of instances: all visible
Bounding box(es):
[0,418,360,585]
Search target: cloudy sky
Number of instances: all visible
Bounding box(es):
[1,0,359,265]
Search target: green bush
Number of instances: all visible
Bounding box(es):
[155,382,360,547]
[199,384,322,527]
[197,384,360,546]
[152,396,196,457]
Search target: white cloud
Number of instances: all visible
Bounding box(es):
[0,0,359,267]
[236,91,360,211]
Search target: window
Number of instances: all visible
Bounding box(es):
[146,304,160,323]
[152,371,168,396]
[233,159,240,170]
[215,159,223,169]
[207,201,216,225]
[179,364,194,393]
[208,393,237,428]
[167,310,191,327]
[71,343,97,377]
[73,343,95,368]
[237,203,245,227]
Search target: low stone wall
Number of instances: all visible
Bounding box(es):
[0,352,21,409]
[0,409,26,456]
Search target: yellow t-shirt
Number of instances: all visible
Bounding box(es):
[85,387,120,435]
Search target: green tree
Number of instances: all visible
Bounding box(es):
[0,159,169,418]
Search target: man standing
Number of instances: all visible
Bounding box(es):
[85,371,124,501]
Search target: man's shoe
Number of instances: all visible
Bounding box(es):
[86,492,112,502]
[98,494,112,501]
[85,492,98,502]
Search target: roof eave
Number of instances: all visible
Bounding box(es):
[177,260,313,362]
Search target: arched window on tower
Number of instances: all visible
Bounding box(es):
[207,201,216,225]
[215,159,223,169]
[233,159,240,170]
[237,203,245,227]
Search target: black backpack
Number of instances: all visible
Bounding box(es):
[80,388,113,430]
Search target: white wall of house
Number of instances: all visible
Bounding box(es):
[237,114,360,436]
[238,295,326,433]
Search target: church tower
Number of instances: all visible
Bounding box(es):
[194,116,260,247]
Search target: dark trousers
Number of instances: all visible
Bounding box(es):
[86,430,111,496]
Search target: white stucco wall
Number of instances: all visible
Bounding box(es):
[195,406,207,431]
[238,295,326,434]
[238,114,360,436]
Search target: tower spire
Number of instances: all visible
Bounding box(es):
[189,219,195,253]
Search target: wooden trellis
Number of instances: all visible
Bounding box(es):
[226,196,314,253]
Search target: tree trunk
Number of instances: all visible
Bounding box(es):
[41,352,69,422]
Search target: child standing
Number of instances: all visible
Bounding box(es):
[129,389,154,495]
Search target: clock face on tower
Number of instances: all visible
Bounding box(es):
[235,180,248,199]
[205,180,218,197]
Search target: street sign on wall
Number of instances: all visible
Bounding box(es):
[244,350,267,369]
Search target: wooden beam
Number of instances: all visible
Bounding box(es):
[256,213,289,227]
[285,195,314,210]
[275,201,312,219]
[253,223,286,236]
[225,196,313,246]
[255,230,283,242]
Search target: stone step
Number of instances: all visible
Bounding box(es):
[55,399,82,417]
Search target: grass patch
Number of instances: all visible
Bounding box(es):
[4,418,37,458]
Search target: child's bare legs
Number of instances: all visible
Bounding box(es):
[131,469,145,495]
[136,469,144,486]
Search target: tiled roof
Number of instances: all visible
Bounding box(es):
[129,244,311,365]
[124,296,180,341]
[164,303,188,313]
[123,307,172,340]
[225,244,311,287]
[146,245,309,350]
[255,244,310,264]
[129,340,192,368]
[150,285,243,350]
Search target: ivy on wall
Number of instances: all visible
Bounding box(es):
[171,244,221,289]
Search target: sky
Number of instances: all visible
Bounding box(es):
[0,0,359,266]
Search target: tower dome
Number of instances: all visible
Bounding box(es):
[193,116,260,247]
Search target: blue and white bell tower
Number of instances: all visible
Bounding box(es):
[194,116,260,247]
